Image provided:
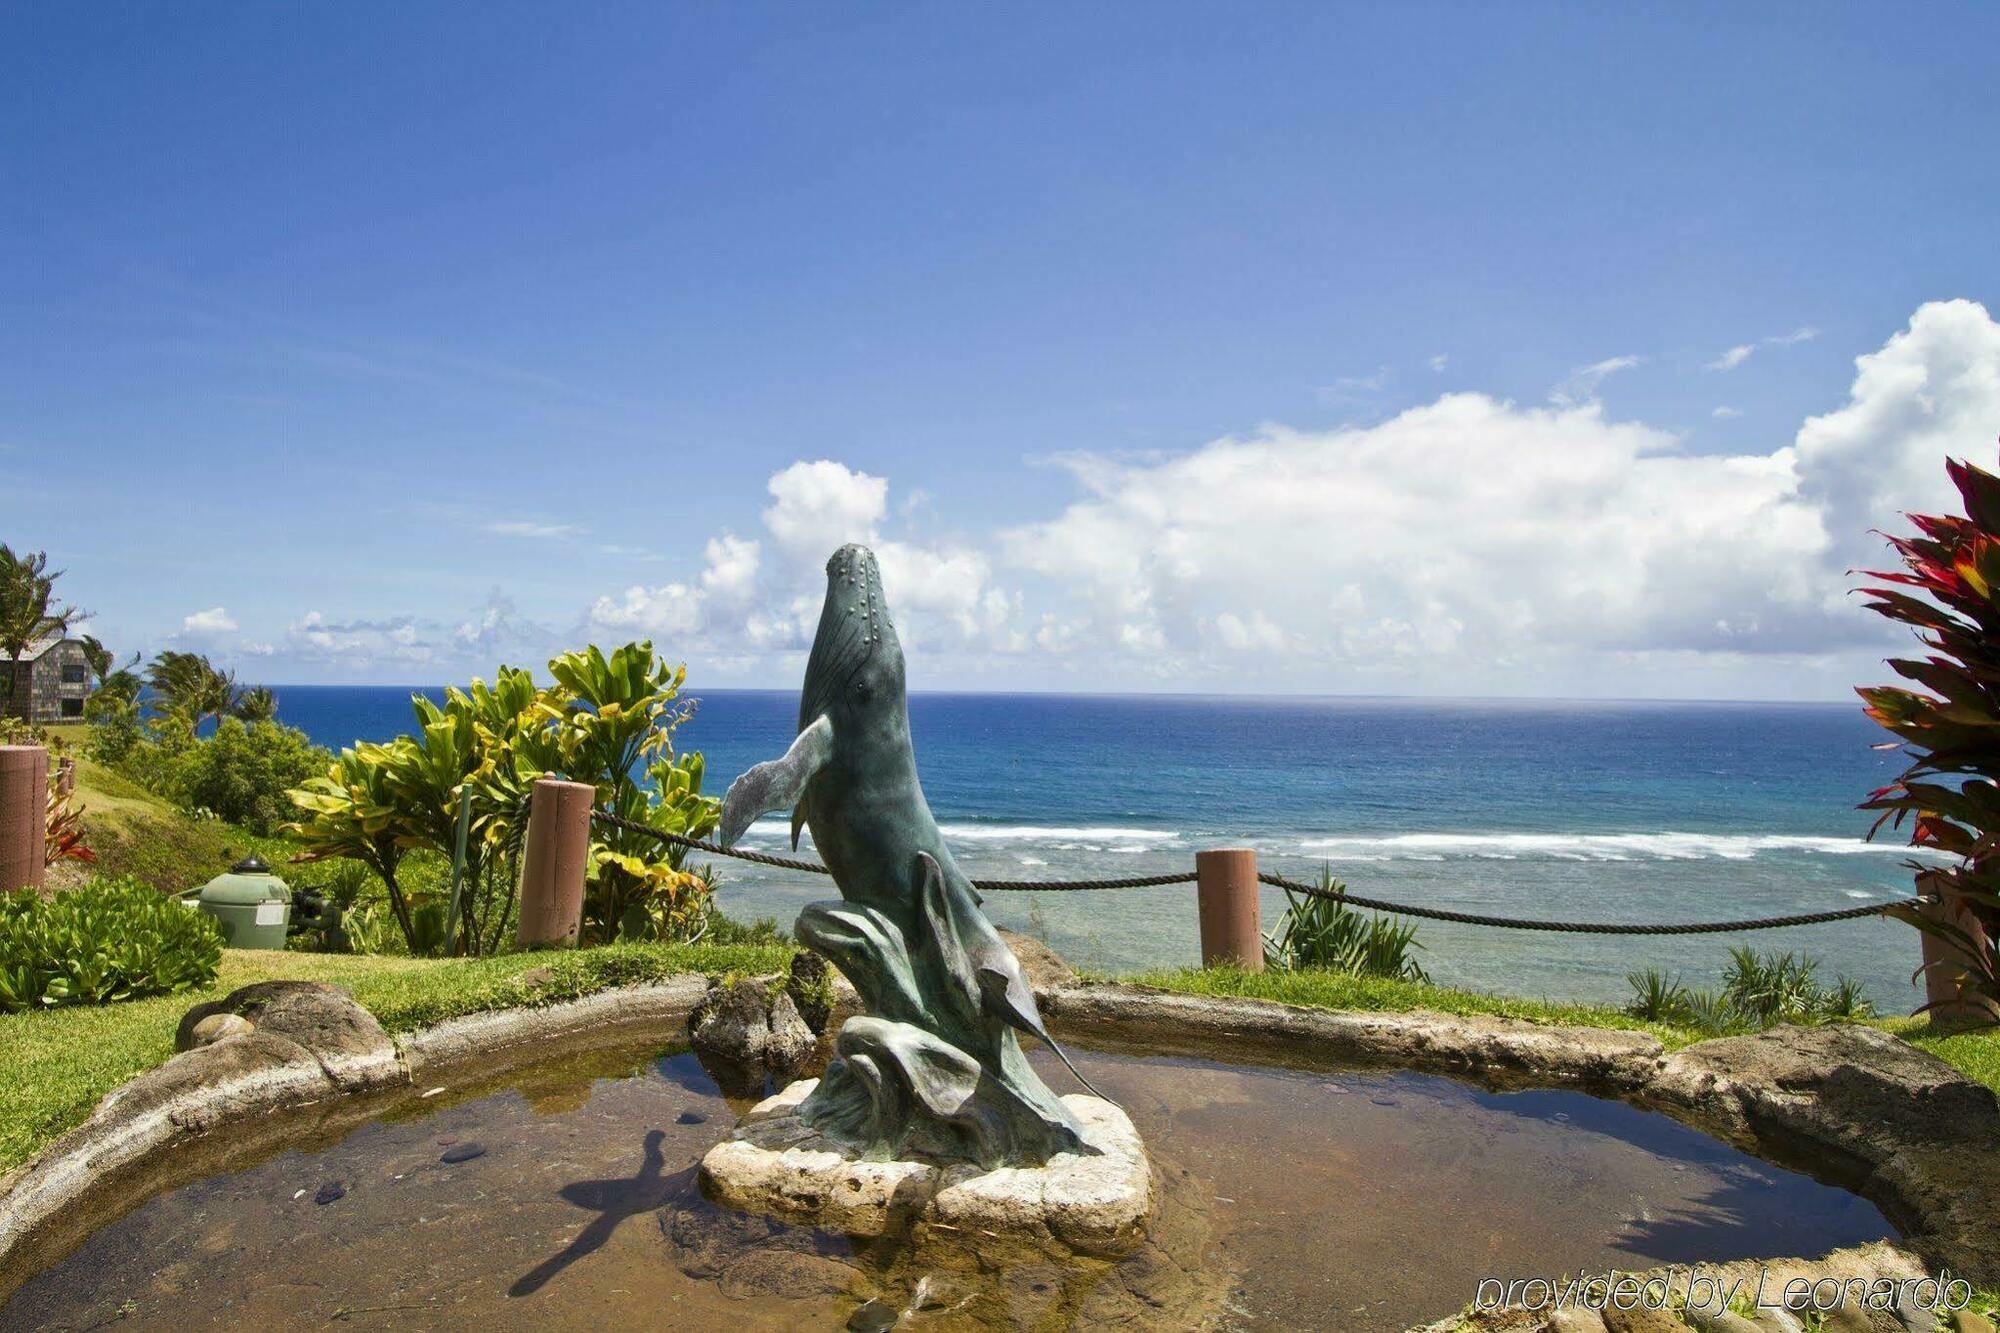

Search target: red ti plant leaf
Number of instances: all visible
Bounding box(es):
[1857,444,2000,1017]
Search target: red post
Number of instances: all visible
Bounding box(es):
[0,745,49,895]
[1917,872,1999,1023]
[517,778,594,948]
[1196,847,1262,971]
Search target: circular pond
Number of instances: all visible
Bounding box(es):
[0,1038,1892,1331]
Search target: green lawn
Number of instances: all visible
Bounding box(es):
[0,940,793,1176]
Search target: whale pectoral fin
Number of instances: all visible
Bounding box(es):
[917,852,979,1009]
[719,714,833,848]
[976,966,1111,1103]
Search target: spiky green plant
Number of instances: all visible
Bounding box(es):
[1263,864,1429,982]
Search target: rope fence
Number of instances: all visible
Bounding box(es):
[587,810,1925,937]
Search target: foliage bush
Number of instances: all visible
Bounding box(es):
[157,718,327,834]
[1263,865,1429,982]
[0,876,223,1012]
[1625,948,1873,1036]
[289,641,721,957]
[1857,450,2000,1017]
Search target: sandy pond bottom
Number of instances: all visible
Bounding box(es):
[2,1041,1892,1332]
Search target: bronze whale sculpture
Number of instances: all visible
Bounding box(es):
[720,543,1103,1167]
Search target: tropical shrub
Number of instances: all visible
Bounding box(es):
[1263,865,1429,981]
[288,641,721,956]
[0,876,223,1011]
[1858,449,2000,1017]
[151,718,327,834]
[1625,949,1873,1035]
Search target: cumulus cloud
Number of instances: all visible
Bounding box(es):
[997,300,2000,690]
[586,460,1015,658]
[1713,406,1743,419]
[1004,394,1836,676]
[182,607,237,633]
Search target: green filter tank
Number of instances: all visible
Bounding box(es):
[196,856,292,950]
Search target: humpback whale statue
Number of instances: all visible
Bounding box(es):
[720,544,1104,1168]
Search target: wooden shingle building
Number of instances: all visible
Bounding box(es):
[3,636,92,722]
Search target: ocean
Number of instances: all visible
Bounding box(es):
[270,686,1935,1012]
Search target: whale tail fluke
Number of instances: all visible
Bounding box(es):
[976,967,1111,1103]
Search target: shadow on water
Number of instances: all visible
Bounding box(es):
[510,1132,683,1297]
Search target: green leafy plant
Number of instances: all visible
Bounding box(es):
[287,641,719,956]
[150,717,328,835]
[1624,949,1873,1035]
[1625,967,1689,1022]
[1857,449,2000,1019]
[1263,864,1429,982]
[0,876,223,1011]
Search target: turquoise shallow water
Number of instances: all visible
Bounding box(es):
[272,687,1933,1011]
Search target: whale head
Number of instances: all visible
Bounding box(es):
[800,544,907,733]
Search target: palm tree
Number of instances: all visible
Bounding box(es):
[234,686,279,723]
[0,545,85,719]
[144,650,240,729]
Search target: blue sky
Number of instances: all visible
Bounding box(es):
[4,4,1999,698]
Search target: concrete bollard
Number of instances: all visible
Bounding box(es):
[0,745,49,895]
[1196,847,1262,972]
[517,777,595,948]
[1917,872,1998,1023]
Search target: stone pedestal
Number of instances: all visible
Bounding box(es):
[698,1079,1154,1259]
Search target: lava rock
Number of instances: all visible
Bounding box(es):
[313,1180,345,1205]
[689,977,817,1075]
[440,1142,486,1164]
[676,1111,707,1126]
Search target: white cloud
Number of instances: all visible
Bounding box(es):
[763,460,887,557]
[1551,355,1642,405]
[699,534,760,604]
[1428,354,1449,373]
[1707,326,1820,372]
[1316,367,1391,402]
[585,460,1015,657]
[994,300,2000,692]
[1713,406,1743,419]
[1794,299,2000,574]
[1004,393,1836,680]
[484,519,580,539]
[182,606,237,633]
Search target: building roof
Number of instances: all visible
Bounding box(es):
[2,635,70,664]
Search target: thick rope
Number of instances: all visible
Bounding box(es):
[589,811,1924,934]
[1256,871,1919,935]
[585,811,1198,890]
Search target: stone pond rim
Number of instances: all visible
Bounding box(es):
[0,963,1996,1314]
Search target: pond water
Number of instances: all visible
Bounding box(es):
[2,1040,1892,1332]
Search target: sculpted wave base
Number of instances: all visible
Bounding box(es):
[698,1078,1154,1259]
